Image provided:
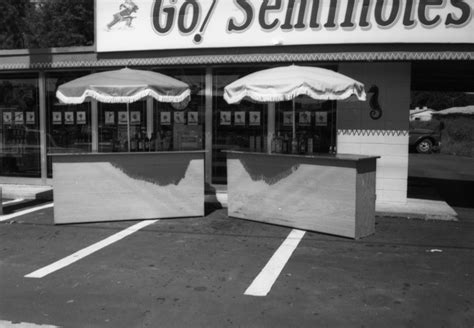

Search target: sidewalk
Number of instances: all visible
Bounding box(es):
[0,184,53,200]
[2,183,458,221]
[205,187,458,221]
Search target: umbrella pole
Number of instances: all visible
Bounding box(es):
[292,99,296,140]
[127,103,131,152]
[291,99,297,154]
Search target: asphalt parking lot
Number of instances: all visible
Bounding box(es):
[1,198,473,328]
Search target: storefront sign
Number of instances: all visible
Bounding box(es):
[234,111,246,125]
[77,111,87,125]
[105,111,115,124]
[97,0,473,52]
[118,111,128,124]
[188,111,198,125]
[283,112,293,126]
[2,112,12,125]
[52,112,62,125]
[65,112,74,125]
[26,112,35,125]
[220,111,231,125]
[160,112,171,125]
[299,111,311,126]
[14,112,24,125]
[315,111,328,126]
[131,111,141,124]
[174,111,185,124]
[249,111,261,126]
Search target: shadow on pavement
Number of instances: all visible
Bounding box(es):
[1,199,52,215]
[408,176,474,208]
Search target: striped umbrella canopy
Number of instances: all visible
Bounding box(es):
[56,68,190,152]
[223,65,366,104]
[56,68,190,104]
[223,65,366,152]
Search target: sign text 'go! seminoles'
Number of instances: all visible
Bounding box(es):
[96,0,474,52]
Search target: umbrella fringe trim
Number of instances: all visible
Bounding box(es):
[56,89,191,104]
[224,85,366,104]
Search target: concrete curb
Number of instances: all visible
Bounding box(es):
[208,192,458,221]
[376,198,458,221]
[0,184,53,201]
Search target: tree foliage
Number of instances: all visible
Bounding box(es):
[0,0,29,49]
[411,91,472,111]
[0,0,93,49]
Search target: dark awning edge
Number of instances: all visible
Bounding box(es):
[0,51,473,71]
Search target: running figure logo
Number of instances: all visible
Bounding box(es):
[106,0,139,31]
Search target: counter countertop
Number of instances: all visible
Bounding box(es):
[48,150,207,156]
[223,150,379,162]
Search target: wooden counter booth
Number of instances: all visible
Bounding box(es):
[51,151,205,224]
[225,151,378,239]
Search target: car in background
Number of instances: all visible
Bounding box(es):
[409,127,441,153]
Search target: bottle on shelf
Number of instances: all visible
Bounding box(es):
[255,135,261,152]
[137,132,144,151]
[144,133,150,151]
[271,133,277,153]
[271,132,283,153]
[291,136,298,154]
[162,131,171,151]
[154,131,162,151]
[130,134,138,152]
[307,135,314,154]
[283,133,289,153]
[149,133,156,151]
[299,132,307,154]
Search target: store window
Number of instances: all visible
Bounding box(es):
[97,68,205,153]
[99,101,147,152]
[46,71,93,177]
[274,99,336,154]
[155,68,205,152]
[212,67,268,184]
[0,74,41,178]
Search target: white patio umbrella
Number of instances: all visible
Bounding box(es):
[223,65,366,152]
[56,68,190,151]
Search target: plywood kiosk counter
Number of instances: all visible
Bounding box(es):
[50,151,205,224]
[225,151,379,239]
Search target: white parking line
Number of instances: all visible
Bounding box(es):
[245,229,306,297]
[2,198,25,205]
[25,219,158,278]
[0,203,54,222]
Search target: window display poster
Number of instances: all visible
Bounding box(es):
[3,112,12,124]
[105,111,115,124]
[249,111,261,126]
[174,111,185,124]
[315,112,328,126]
[118,111,128,125]
[64,111,74,125]
[26,112,35,124]
[283,111,293,126]
[77,111,86,125]
[299,111,311,126]
[130,111,141,124]
[52,111,62,125]
[234,111,245,125]
[188,111,198,125]
[14,112,24,125]
[220,111,231,125]
[160,112,171,125]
